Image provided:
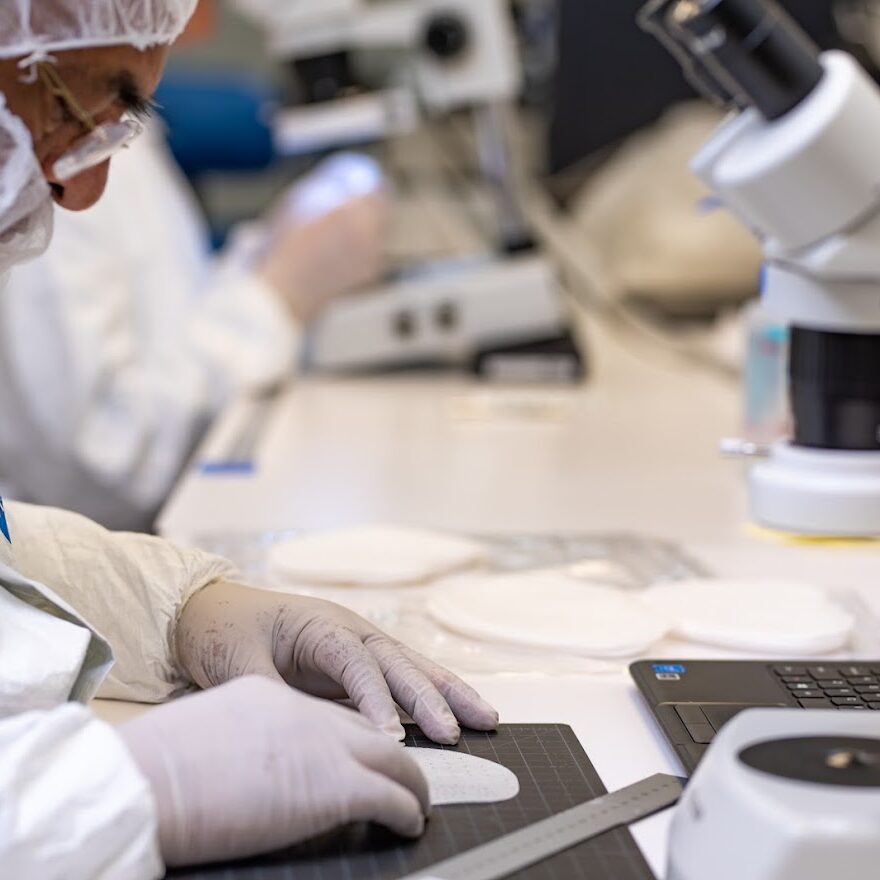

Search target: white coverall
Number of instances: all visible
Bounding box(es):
[0,2,226,876]
[0,499,236,879]
[0,128,300,531]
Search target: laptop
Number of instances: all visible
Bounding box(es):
[630,659,880,772]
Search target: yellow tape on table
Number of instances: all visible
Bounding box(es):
[745,523,880,549]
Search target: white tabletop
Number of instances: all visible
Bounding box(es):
[158,320,747,543]
[141,308,880,878]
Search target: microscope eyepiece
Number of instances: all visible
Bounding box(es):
[641,0,824,119]
[638,0,736,106]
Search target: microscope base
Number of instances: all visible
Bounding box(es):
[304,254,584,383]
[749,442,880,537]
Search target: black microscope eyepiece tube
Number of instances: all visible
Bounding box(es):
[638,0,737,106]
[790,328,880,452]
[668,0,824,120]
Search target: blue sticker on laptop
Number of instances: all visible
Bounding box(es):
[653,663,686,680]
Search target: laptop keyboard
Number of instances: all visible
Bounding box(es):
[672,664,880,758]
[771,664,880,710]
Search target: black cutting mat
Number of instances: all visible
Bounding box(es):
[167,724,656,880]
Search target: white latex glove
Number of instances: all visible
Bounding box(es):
[119,676,430,868]
[257,155,389,324]
[175,581,499,744]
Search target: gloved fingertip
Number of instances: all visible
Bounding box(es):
[475,706,501,730]
[458,697,500,731]
[405,814,427,838]
[382,721,407,741]
[432,722,461,746]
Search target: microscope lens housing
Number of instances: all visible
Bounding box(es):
[790,328,880,452]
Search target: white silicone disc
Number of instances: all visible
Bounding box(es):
[641,579,855,655]
[427,571,670,658]
[268,525,485,587]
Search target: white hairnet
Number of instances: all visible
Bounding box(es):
[0,1,198,62]
[0,0,198,275]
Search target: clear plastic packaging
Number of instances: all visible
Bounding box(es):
[190,531,713,675]
[188,530,880,675]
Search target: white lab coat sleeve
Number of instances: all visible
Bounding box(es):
[0,133,300,530]
[0,561,114,711]
[188,259,301,413]
[6,501,238,703]
[0,704,163,880]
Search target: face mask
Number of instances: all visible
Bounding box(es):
[0,98,53,277]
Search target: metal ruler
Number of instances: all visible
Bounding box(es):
[399,773,684,880]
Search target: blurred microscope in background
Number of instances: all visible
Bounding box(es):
[549,0,880,447]
[234,0,584,382]
[552,0,875,315]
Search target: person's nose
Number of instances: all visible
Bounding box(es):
[42,159,111,211]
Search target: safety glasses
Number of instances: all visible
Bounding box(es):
[37,63,145,183]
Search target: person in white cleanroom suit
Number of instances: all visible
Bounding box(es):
[0,3,499,878]
[0,3,386,532]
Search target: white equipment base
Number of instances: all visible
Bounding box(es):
[749,441,880,536]
[304,254,580,379]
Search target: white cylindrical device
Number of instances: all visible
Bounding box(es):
[668,709,880,880]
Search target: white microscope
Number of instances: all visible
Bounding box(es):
[234,0,583,382]
[643,0,880,538]
[641,3,880,878]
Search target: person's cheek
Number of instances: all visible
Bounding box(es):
[45,159,111,211]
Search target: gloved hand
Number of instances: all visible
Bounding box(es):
[257,155,389,324]
[119,676,430,867]
[175,580,499,744]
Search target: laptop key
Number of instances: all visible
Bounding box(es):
[701,705,749,731]
[864,694,880,703]
[824,688,856,697]
[774,665,807,676]
[686,723,715,745]
[781,676,813,684]
[840,666,872,677]
[838,705,869,710]
[798,698,834,709]
[793,690,824,699]
[815,679,848,689]
[845,677,877,686]
[788,683,816,691]
[675,705,709,726]
[856,685,880,693]
[832,696,863,706]
[807,665,838,678]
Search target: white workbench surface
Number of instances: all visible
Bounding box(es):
[158,321,746,543]
[102,316,880,878]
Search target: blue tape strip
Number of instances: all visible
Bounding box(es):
[199,461,256,476]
